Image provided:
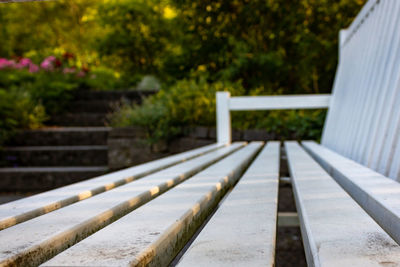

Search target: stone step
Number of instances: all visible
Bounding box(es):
[73,90,156,101]
[0,146,108,167]
[0,166,108,192]
[7,127,110,146]
[48,113,108,126]
[66,99,146,113]
[66,100,116,113]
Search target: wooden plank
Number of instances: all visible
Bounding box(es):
[343,0,379,46]
[42,142,263,267]
[303,141,400,245]
[344,3,385,161]
[356,1,397,165]
[285,141,400,266]
[0,143,223,230]
[321,0,400,182]
[389,137,400,180]
[229,94,330,111]
[377,86,400,178]
[177,142,280,267]
[0,143,244,266]
[337,1,382,161]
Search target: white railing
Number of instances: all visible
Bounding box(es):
[216,92,331,144]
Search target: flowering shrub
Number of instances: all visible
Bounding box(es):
[0,54,91,144]
[0,54,91,116]
[0,54,130,144]
[0,54,88,76]
[0,58,39,73]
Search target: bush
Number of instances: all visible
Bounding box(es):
[0,87,46,144]
[231,109,326,141]
[0,55,124,145]
[108,76,245,143]
[108,76,326,143]
[0,55,133,116]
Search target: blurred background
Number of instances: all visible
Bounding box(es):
[0,0,366,145]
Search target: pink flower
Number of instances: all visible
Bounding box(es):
[8,60,16,68]
[40,56,57,71]
[44,56,56,62]
[19,58,32,67]
[0,58,15,69]
[14,63,25,69]
[63,67,76,74]
[0,58,9,69]
[40,60,53,70]
[29,64,39,73]
[77,70,86,77]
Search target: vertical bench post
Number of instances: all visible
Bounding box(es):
[216,92,231,144]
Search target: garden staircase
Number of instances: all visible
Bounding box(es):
[0,90,156,196]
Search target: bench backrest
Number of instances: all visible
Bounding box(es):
[322,0,400,181]
[217,0,400,181]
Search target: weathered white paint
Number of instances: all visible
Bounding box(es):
[229,95,331,111]
[303,141,400,245]
[177,142,279,267]
[0,143,244,266]
[285,141,400,266]
[42,143,263,267]
[0,143,224,231]
[321,0,400,181]
[216,92,231,144]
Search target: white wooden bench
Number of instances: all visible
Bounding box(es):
[1,0,400,266]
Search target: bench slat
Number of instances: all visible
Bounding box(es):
[42,142,263,267]
[0,143,224,230]
[285,141,400,266]
[177,141,280,267]
[0,143,243,266]
[303,141,400,246]
[229,95,331,110]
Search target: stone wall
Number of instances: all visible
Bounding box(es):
[108,126,277,170]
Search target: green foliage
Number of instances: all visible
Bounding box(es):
[0,60,128,145]
[0,0,101,65]
[0,87,46,144]
[109,76,326,142]
[256,109,326,141]
[85,68,125,91]
[0,69,78,115]
[0,0,366,90]
[96,0,175,78]
[167,0,366,93]
[108,76,245,143]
